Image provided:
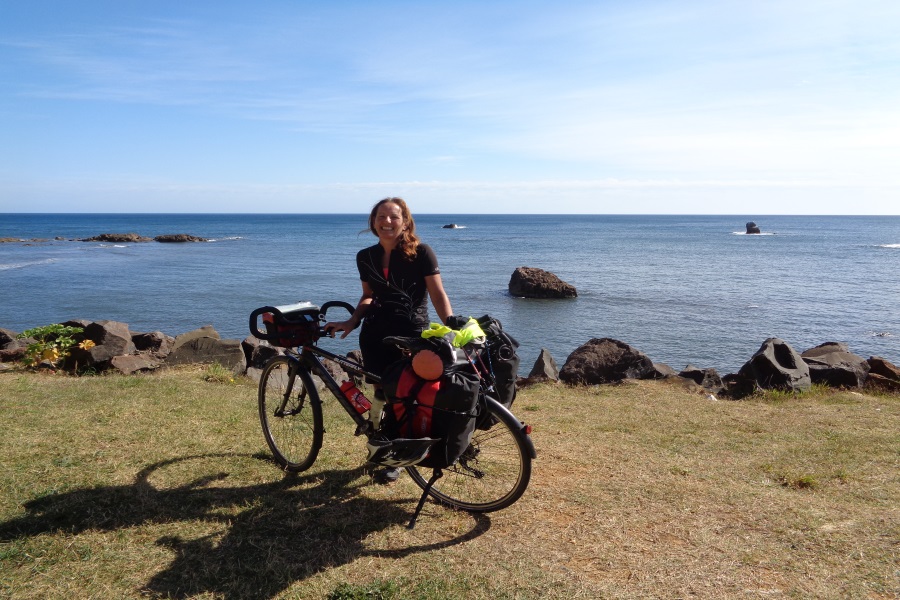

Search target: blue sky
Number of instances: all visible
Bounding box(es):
[2,1,899,214]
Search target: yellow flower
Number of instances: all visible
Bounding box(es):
[79,339,96,350]
[42,348,60,361]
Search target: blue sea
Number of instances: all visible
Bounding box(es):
[1,213,898,374]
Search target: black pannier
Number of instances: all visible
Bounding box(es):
[475,315,520,410]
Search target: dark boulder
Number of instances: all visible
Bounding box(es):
[166,334,246,373]
[0,328,26,362]
[132,331,174,358]
[347,349,364,367]
[173,325,220,349]
[64,320,137,371]
[865,356,900,392]
[679,365,725,394]
[801,342,869,388]
[242,335,281,369]
[528,348,560,381]
[508,267,577,299]
[167,326,244,372]
[559,338,655,385]
[311,357,347,391]
[0,345,26,362]
[60,319,92,329]
[110,354,160,375]
[649,362,678,379]
[865,373,900,392]
[154,234,208,243]
[867,356,900,381]
[0,328,18,348]
[737,338,810,393]
[80,233,152,243]
[342,349,366,386]
[746,222,761,234]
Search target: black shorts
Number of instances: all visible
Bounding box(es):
[359,316,423,380]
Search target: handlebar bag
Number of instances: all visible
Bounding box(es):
[381,359,480,469]
[262,302,321,347]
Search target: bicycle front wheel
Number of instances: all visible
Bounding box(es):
[258,356,323,472]
[406,396,533,513]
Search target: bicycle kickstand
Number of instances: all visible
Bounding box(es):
[407,468,443,529]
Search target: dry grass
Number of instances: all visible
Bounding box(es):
[0,367,897,599]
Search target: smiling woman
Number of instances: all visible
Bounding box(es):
[325,198,454,380]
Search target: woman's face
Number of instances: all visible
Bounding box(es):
[374,201,406,245]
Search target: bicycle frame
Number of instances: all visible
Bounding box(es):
[287,342,383,436]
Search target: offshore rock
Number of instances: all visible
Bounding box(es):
[746,222,761,234]
[80,233,153,243]
[560,338,655,385]
[508,266,577,299]
[154,234,208,243]
[801,342,869,388]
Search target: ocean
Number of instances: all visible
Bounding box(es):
[1,213,898,375]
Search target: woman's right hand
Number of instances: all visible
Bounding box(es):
[324,319,357,339]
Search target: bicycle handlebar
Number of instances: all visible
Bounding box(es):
[320,300,355,316]
[248,300,356,343]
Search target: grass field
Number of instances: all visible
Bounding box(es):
[1,367,897,599]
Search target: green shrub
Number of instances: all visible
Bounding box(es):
[17,324,92,368]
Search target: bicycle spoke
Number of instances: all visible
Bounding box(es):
[406,397,532,512]
[259,356,323,472]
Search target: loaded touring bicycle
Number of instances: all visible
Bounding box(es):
[249,300,535,528]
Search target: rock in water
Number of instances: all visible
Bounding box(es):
[508,266,577,299]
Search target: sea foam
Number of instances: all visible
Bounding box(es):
[0,258,58,271]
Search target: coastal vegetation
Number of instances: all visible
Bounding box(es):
[0,367,897,598]
[15,324,92,368]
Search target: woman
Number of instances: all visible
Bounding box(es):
[325,198,453,480]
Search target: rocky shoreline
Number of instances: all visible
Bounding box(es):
[2,318,898,400]
[0,233,209,243]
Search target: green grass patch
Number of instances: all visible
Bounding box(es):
[0,370,897,598]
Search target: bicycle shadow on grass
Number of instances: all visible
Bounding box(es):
[0,452,491,599]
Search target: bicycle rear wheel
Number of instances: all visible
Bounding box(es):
[258,356,323,472]
[406,396,533,513]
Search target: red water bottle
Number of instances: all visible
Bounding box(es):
[340,381,372,414]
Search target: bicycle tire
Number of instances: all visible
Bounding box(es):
[406,396,533,513]
[258,356,324,472]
